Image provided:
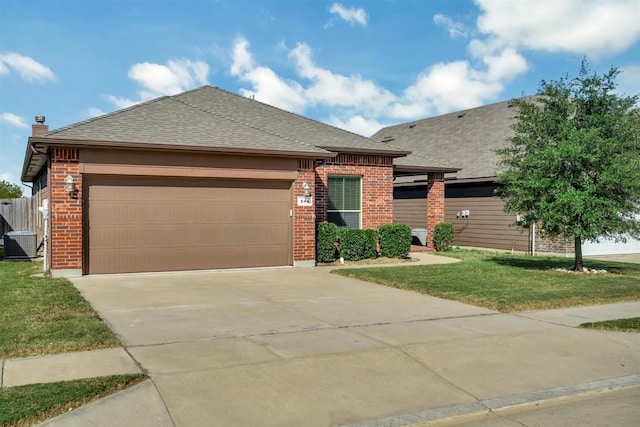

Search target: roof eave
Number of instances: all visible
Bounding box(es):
[31,136,336,157]
[21,137,337,182]
[21,137,49,182]
[446,176,497,184]
[394,164,461,174]
[317,145,410,158]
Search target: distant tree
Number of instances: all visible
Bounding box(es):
[496,60,640,271]
[0,180,23,198]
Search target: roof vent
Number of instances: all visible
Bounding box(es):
[35,115,46,124]
[381,136,394,143]
[409,124,416,128]
[457,113,465,118]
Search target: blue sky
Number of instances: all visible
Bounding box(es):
[2,0,640,191]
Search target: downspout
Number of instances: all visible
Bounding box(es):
[39,199,49,274]
[531,223,536,256]
[43,208,49,274]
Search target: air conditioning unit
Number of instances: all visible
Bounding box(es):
[3,231,37,259]
[411,228,428,246]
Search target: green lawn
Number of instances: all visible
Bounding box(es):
[333,250,640,312]
[0,260,120,358]
[0,258,144,426]
[580,317,640,332]
[0,374,146,427]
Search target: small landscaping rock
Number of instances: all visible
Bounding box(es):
[552,267,608,274]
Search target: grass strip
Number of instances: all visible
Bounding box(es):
[580,317,640,332]
[333,250,640,312]
[0,260,120,358]
[0,374,147,427]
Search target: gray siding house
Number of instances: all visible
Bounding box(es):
[375,98,640,256]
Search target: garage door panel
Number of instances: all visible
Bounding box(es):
[86,176,292,274]
[582,235,640,256]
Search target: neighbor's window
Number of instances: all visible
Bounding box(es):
[327,175,361,228]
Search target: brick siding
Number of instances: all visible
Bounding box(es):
[45,151,400,272]
[536,232,574,256]
[314,154,394,229]
[426,173,445,248]
[293,160,316,262]
[49,148,82,272]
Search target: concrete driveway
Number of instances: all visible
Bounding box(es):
[71,267,640,427]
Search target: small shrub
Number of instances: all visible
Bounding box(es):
[363,229,379,259]
[337,228,379,261]
[378,223,412,258]
[317,222,338,262]
[339,228,367,261]
[433,222,455,251]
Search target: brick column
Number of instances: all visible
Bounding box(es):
[293,161,316,266]
[50,148,83,277]
[426,172,445,248]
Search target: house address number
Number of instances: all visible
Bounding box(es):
[297,196,313,206]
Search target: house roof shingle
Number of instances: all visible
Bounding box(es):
[23,86,419,181]
[373,98,524,180]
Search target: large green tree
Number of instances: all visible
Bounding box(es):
[496,61,640,271]
[0,180,22,199]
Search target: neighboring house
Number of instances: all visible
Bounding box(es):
[21,86,451,276]
[374,98,640,256]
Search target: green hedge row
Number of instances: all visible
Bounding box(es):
[316,222,412,262]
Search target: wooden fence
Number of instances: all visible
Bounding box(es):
[0,197,37,237]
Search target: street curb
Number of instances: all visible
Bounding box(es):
[342,374,640,427]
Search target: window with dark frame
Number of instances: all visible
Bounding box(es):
[327,175,361,228]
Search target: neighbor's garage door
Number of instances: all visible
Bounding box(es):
[582,215,640,256]
[85,176,292,274]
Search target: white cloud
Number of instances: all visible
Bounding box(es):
[482,48,528,82]
[475,0,640,56]
[230,37,308,112]
[87,107,107,118]
[326,115,388,137]
[237,66,308,113]
[129,59,209,99]
[0,171,18,184]
[393,44,527,119]
[105,58,210,109]
[228,35,528,133]
[104,95,139,110]
[289,43,396,115]
[0,112,28,128]
[329,3,368,27]
[230,37,255,76]
[0,52,55,82]
[433,14,468,39]
[618,65,640,98]
[397,61,504,117]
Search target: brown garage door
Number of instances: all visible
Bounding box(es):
[84,176,292,274]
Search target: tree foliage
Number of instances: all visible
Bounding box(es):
[0,180,23,198]
[496,60,640,271]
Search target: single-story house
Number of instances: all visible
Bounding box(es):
[22,86,454,276]
[374,99,640,256]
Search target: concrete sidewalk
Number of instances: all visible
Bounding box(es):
[1,253,638,427]
[1,348,141,388]
[6,300,637,426]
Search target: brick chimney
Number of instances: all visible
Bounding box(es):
[32,115,48,136]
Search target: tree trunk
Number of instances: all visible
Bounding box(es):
[573,236,583,271]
